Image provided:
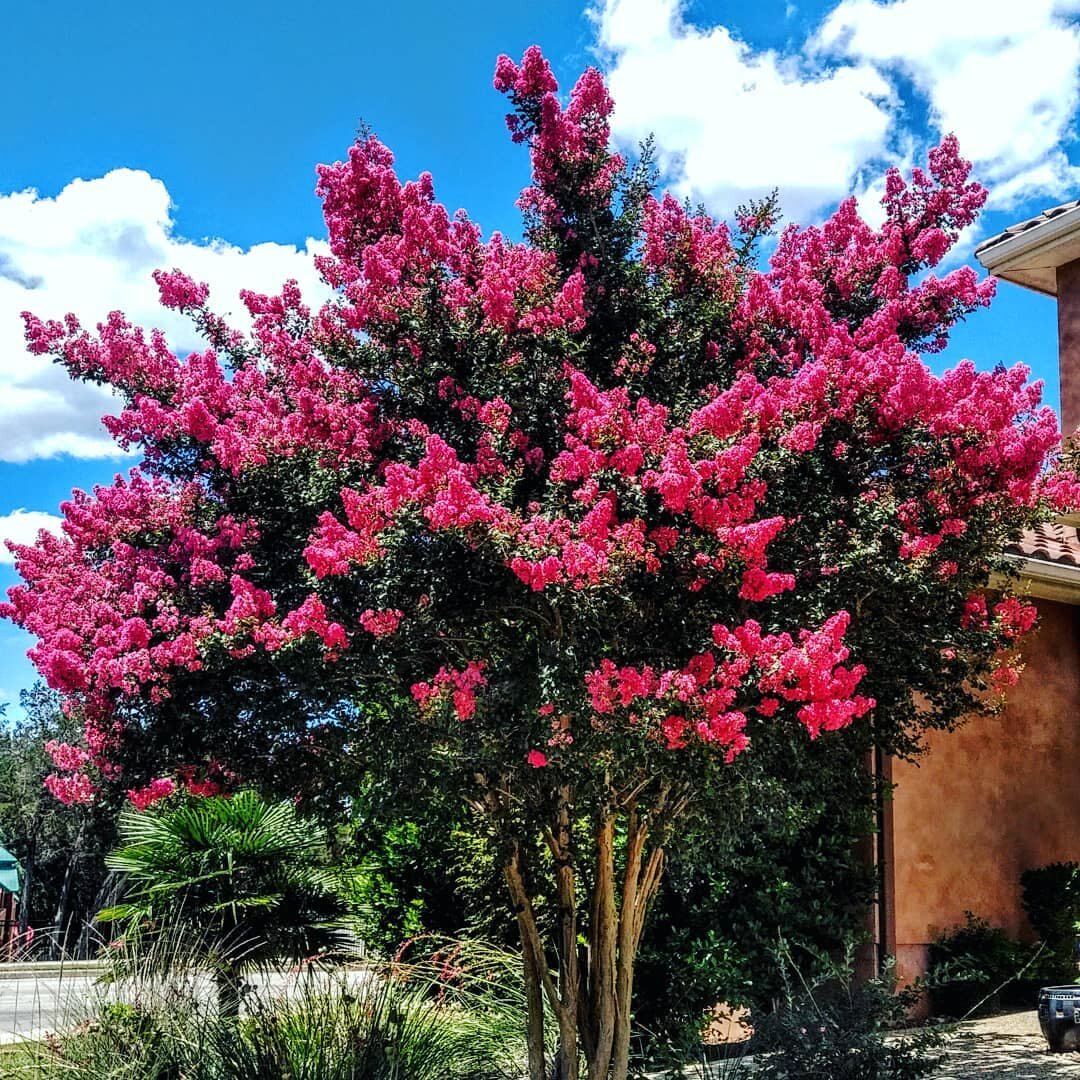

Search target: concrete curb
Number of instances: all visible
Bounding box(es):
[0,961,105,980]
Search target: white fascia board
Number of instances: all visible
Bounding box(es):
[1000,552,1080,604]
[976,205,1080,293]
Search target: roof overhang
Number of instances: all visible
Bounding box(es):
[996,553,1080,604]
[0,846,19,896]
[975,203,1080,297]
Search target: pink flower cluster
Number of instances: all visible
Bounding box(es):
[642,194,737,298]
[0,473,232,728]
[314,133,587,342]
[510,368,790,594]
[584,611,874,759]
[279,594,349,654]
[24,282,387,477]
[359,607,403,637]
[5,45,1070,801]
[44,772,96,805]
[45,740,90,772]
[411,661,488,721]
[993,596,1038,641]
[177,764,224,798]
[305,435,514,581]
[127,776,177,811]
[127,766,224,810]
[494,47,623,227]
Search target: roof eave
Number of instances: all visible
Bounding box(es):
[976,204,1080,297]
[997,553,1080,604]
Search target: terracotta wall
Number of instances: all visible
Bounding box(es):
[886,598,1080,985]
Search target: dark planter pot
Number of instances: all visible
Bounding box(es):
[1038,985,1080,1052]
[930,982,1000,1019]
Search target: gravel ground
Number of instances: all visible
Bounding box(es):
[934,1010,1080,1078]
[668,1010,1080,1079]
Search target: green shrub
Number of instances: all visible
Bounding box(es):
[748,955,944,1080]
[1021,862,1080,985]
[926,912,1027,1017]
[634,728,876,1064]
[342,785,517,957]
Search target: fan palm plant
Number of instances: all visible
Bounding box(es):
[98,790,353,1018]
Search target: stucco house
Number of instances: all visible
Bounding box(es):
[870,201,1080,988]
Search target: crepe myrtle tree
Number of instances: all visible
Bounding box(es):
[4,46,1076,1079]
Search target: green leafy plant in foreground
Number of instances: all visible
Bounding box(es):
[1021,862,1080,988]
[748,951,945,1080]
[926,912,1032,1017]
[5,940,535,1080]
[98,790,355,1018]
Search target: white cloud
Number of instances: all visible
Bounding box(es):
[592,0,1080,222]
[814,0,1080,203]
[0,509,63,563]
[0,170,331,462]
[594,0,897,221]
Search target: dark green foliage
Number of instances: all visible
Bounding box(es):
[927,913,1027,1017]
[341,781,515,955]
[748,957,945,1080]
[1021,862,1080,985]
[347,820,433,952]
[635,726,876,1057]
[0,684,113,953]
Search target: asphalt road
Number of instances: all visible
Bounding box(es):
[0,964,373,1044]
[0,971,101,1042]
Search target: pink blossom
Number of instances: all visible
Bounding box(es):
[44,772,96,805]
[281,594,350,654]
[153,269,210,311]
[45,740,90,772]
[127,776,177,811]
[411,661,488,721]
[359,607,403,637]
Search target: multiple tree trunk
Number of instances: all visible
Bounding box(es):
[491,779,687,1080]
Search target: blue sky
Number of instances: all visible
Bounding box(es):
[0,0,1075,715]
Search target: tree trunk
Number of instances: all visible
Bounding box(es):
[17,814,40,939]
[549,786,580,1080]
[613,837,665,1080]
[506,840,557,1079]
[77,872,120,959]
[522,938,547,1080]
[507,802,671,1080]
[215,963,243,1021]
[51,815,85,958]
[586,816,617,1079]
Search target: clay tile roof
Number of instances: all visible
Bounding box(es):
[974,199,1080,256]
[1005,522,1080,566]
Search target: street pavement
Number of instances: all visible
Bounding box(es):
[0,970,101,1043]
[0,963,373,1045]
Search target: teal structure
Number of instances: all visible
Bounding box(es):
[0,844,20,895]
